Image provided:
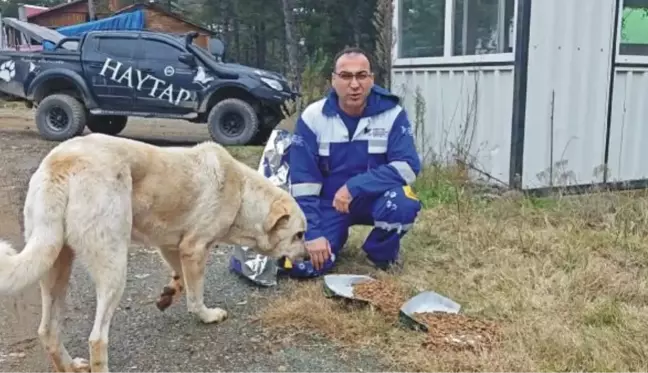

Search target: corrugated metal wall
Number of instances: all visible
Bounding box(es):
[392,66,514,184]
[521,0,617,189]
[607,68,648,182]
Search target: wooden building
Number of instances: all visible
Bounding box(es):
[26,0,114,28]
[25,0,214,48]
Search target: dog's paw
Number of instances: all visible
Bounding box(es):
[71,357,90,372]
[198,307,228,324]
[155,282,184,311]
[155,285,176,311]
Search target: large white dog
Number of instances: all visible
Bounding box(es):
[0,133,308,372]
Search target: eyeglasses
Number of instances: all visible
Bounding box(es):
[333,71,373,82]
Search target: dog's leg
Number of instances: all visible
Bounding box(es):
[179,237,227,324]
[84,242,128,373]
[62,164,132,372]
[156,248,184,311]
[37,245,89,373]
[75,199,129,372]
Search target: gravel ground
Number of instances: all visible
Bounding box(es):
[0,107,383,372]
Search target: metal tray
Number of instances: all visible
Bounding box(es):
[322,274,377,299]
[322,274,462,332]
[398,290,462,331]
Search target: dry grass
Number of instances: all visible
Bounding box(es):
[226,145,265,168]
[257,165,648,371]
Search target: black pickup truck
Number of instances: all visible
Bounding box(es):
[0,30,297,145]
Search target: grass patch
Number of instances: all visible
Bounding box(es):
[225,145,264,168]
[257,164,648,371]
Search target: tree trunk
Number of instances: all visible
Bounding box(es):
[372,0,394,88]
[234,18,240,62]
[222,0,231,61]
[281,0,300,108]
[257,21,266,67]
[87,0,96,20]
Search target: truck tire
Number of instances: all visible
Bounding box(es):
[87,115,128,135]
[35,94,86,141]
[207,98,259,146]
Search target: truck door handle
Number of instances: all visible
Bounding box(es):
[140,68,154,73]
[88,62,104,68]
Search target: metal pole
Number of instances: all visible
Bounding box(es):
[461,0,468,54]
[0,12,4,50]
[497,0,507,53]
[17,4,28,50]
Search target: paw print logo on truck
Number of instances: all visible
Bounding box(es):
[0,60,15,82]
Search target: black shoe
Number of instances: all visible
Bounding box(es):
[369,258,403,273]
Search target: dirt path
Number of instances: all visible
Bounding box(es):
[0,107,382,372]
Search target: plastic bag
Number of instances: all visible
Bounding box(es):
[228,129,293,287]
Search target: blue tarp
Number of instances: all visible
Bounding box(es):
[57,9,145,35]
[43,10,145,50]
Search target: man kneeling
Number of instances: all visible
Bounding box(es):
[284,47,422,278]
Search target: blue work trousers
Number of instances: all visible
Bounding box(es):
[284,186,422,278]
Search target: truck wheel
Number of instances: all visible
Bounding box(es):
[35,94,86,141]
[87,115,128,135]
[207,98,259,146]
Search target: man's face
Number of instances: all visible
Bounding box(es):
[331,53,374,112]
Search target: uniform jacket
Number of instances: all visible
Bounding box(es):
[289,85,421,242]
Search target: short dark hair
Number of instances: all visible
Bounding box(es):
[333,46,373,72]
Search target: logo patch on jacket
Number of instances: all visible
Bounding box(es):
[365,128,388,138]
[401,125,414,137]
[291,134,305,146]
[403,185,419,200]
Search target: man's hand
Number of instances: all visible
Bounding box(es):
[306,237,331,271]
[333,184,352,213]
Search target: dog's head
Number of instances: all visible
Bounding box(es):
[253,192,308,261]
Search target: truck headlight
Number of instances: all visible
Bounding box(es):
[260,77,283,91]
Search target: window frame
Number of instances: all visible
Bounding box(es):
[393,0,518,66]
[94,35,137,60]
[615,0,648,65]
[139,37,187,62]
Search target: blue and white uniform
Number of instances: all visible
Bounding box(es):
[286,85,422,278]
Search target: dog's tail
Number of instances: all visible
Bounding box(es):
[0,176,68,295]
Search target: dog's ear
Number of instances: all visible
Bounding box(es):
[264,198,291,232]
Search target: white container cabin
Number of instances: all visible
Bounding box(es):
[392,0,648,192]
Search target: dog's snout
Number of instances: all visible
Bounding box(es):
[287,247,308,262]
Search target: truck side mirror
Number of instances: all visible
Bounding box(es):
[209,38,225,59]
[178,53,196,67]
